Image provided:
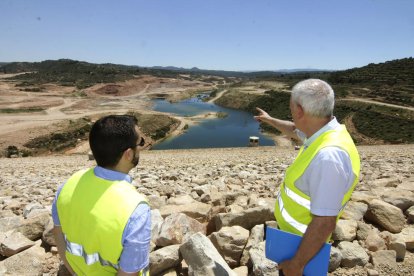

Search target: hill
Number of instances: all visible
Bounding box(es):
[1,59,184,89]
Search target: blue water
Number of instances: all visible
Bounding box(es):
[151,94,275,150]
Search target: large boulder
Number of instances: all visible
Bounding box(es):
[364,199,405,233]
[332,219,358,242]
[151,209,164,244]
[214,206,274,231]
[0,216,22,233]
[405,206,414,223]
[0,244,46,275]
[42,218,55,246]
[156,213,205,247]
[159,201,212,223]
[381,189,414,211]
[149,244,182,275]
[0,231,35,257]
[399,226,414,250]
[341,201,368,221]
[249,241,279,276]
[240,224,264,266]
[15,212,50,240]
[328,246,342,273]
[371,250,398,271]
[209,226,249,268]
[179,232,236,276]
[364,230,386,252]
[338,241,369,268]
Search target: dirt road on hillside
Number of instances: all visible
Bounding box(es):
[340,98,414,111]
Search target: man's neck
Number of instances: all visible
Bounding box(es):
[104,165,130,175]
[301,116,332,138]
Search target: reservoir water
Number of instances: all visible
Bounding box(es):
[151,95,275,150]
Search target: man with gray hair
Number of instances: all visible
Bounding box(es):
[255,79,360,275]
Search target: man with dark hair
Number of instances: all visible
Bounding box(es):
[52,115,150,276]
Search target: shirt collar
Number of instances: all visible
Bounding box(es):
[303,117,340,148]
[94,166,132,183]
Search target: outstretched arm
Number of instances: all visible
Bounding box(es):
[278,215,336,276]
[254,107,299,141]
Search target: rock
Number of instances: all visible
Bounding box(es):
[332,219,357,242]
[149,244,182,275]
[387,234,406,261]
[240,224,264,266]
[191,177,208,186]
[238,171,251,180]
[372,177,401,187]
[365,231,386,252]
[0,244,45,275]
[405,205,414,223]
[338,241,369,268]
[341,201,368,221]
[156,213,205,247]
[147,195,167,210]
[399,226,414,250]
[192,184,215,196]
[167,194,195,205]
[0,210,15,218]
[151,209,164,244]
[232,266,248,276]
[371,250,398,270]
[226,204,245,214]
[179,232,236,276]
[15,212,50,240]
[159,201,211,222]
[351,191,376,204]
[42,218,55,246]
[356,221,373,241]
[0,216,22,233]
[215,206,274,231]
[0,231,35,257]
[22,202,44,218]
[249,241,279,276]
[364,199,405,233]
[209,226,249,268]
[381,189,414,211]
[367,269,380,276]
[328,246,342,272]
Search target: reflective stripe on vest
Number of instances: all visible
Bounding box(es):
[64,235,119,270]
[277,192,308,234]
[277,185,350,234]
[284,185,310,211]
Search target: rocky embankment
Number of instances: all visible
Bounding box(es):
[0,145,413,275]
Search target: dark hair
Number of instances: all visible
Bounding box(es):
[89,115,139,168]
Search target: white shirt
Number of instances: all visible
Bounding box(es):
[294,117,355,216]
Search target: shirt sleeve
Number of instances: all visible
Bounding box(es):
[51,183,65,226]
[119,203,151,273]
[307,147,354,216]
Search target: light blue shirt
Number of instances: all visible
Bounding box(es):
[52,166,151,273]
[294,117,355,216]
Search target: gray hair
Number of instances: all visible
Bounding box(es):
[291,79,334,118]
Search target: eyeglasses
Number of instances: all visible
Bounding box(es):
[136,136,145,148]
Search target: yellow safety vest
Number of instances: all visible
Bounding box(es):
[57,168,148,275]
[274,125,360,236]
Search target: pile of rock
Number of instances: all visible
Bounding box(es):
[0,145,413,275]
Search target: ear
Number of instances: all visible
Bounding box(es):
[296,104,305,119]
[122,148,134,162]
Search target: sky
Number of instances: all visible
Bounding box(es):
[1,0,413,71]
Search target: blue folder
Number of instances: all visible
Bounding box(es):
[265,227,331,276]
